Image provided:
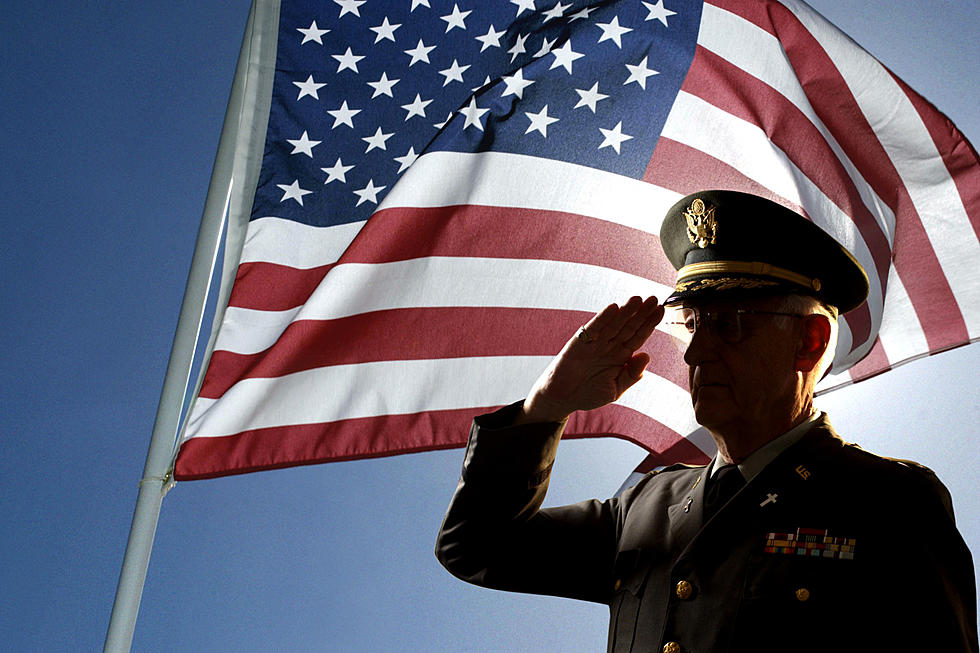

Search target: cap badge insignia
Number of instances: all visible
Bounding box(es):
[684,198,718,248]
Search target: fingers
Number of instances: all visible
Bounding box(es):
[621,298,665,351]
[582,296,658,345]
[616,352,650,394]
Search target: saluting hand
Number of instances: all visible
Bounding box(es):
[517,295,665,424]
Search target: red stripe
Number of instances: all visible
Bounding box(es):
[230,261,333,313]
[632,439,713,475]
[565,403,710,466]
[889,71,980,242]
[735,0,967,351]
[230,205,674,311]
[845,336,891,384]
[174,403,702,480]
[706,0,779,36]
[199,306,689,399]
[644,136,789,206]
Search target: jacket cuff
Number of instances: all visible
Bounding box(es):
[462,401,565,487]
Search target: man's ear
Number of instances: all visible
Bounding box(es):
[795,314,832,372]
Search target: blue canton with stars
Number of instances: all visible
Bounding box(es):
[251,0,702,227]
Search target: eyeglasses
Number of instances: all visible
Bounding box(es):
[664,306,806,350]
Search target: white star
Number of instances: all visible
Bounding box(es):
[297,20,329,45]
[624,56,659,89]
[596,16,633,48]
[404,39,436,66]
[534,36,557,58]
[508,33,529,62]
[438,59,470,86]
[370,17,401,43]
[458,96,490,131]
[501,69,535,99]
[334,0,366,18]
[541,2,570,23]
[333,47,365,73]
[362,127,394,152]
[549,40,584,74]
[475,25,506,51]
[411,0,430,10]
[643,0,677,27]
[321,158,354,185]
[434,112,454,130]
[401,93,432,120]
[327,100,361,128]
[569,6,596,21]
[353,179,386,206]
[277,180,313,205]
[287,131,321,157]
[394,146,419,173]
[574,82,609,112]
[524,105,559,137]
[511,0,535,16]
[293,75,325,100]
[440,4,472,32]
[367,72,400,98]
[598,121,633,154]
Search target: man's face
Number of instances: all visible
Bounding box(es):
[678,297,802,435]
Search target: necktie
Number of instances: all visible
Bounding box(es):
[704,464,745,521]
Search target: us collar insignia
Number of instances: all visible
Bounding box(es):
[685,198,718,248]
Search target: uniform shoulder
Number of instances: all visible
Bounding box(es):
[834,439,954,518]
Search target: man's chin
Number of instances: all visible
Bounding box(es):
[691,387,736,429]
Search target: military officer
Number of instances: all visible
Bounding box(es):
[436,190,977,652]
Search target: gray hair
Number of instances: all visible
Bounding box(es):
[770,293,839,378]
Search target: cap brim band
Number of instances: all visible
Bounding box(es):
[676,260,821,293]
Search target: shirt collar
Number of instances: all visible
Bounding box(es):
[708,410,821,483]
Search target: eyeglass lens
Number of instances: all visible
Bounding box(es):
[664,307,743,350]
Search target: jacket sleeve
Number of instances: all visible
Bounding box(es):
[899,466,979,652]
[435,402,619,604]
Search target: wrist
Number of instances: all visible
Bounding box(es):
[515,396,572,425]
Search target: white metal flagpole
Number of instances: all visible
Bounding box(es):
[103,2,280,651]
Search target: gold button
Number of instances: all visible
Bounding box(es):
[795,587,810,602]
[675,580,694,600]
[613,579,621,591]
[663,642,681,653]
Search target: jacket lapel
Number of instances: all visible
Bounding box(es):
[666,468,708,554]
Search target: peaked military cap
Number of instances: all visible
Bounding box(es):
[660,190,869,313]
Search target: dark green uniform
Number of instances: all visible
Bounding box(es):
[436,404,978,652]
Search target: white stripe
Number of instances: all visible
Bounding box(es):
[783,0,980,338]
[381,150,681,235]
[699,2,897,251]
[242,152,681,271]
[242,151,682,271]
[662,91,890,356]
[876,263,930,362]
[618,371,699,436]
[241,217,364,269]
[214,257,673,356]
[184,356,693,440]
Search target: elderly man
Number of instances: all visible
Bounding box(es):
[436,191,977,652]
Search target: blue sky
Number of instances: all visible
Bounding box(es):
[1,1,977,651]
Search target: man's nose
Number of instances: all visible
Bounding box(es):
[683,324,717,366]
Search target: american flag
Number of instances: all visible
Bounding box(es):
[173,0,980,480]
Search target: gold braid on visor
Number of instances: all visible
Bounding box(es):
[676,261,822,292]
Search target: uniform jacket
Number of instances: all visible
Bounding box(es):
[436,404,978,652]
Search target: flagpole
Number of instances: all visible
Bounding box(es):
[103,2,278,650]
